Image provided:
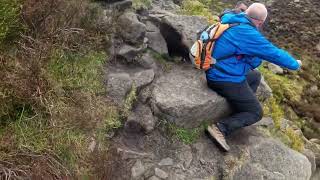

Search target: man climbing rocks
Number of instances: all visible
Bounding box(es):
[206,3,301,151]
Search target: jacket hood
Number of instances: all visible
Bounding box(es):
[221,13,254,26]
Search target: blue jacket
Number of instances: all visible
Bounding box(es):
[206,13,300,83]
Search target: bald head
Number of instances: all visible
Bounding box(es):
[246,3,268,22]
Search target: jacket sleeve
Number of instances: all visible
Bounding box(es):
[236,27,300,70]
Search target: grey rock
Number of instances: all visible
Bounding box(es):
[132,160,146,178]
[176,144,193,168]
[162,14,207,47]
[268,63,284,75]
[88,137,96,152]
[169,173,186,180]
[146,21,160,32]
[305,140,320,167]
[233,136,312,180]
[279,118,297,130]
[159,157,174,166]
[146,32,168,54]
[199,158,206,165]
[136,52,158,71]
[106,69,154,104]
[155,168,169,179]
[256,75,273,102]
[117,44,145,62]
[126,104,156,134]
[107,0,132,11]
[311,169,320,180]
[145,21,168,54]
[151,0,181,12]
[316,42,320,53]
[139,85,154,104]
[151,65,230,128]
[106,72,133,103]
[117,147,154,160]
[310,138,320,144]
[119,12,146,45]
[310,85,318,94]
[253,117,274,128]
[132,69,155,89]
[149,176,161,180]
[302,149,317,173]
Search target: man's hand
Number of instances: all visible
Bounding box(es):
[297,60,302,67]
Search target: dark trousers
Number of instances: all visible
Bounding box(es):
[207,70,263,136]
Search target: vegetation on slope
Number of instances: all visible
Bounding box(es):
[260,66,305,152]
[179,0,231,23]
[0,0,121,178]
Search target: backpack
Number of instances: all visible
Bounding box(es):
[189,22,239,70]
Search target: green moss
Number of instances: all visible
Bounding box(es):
[261,69,305,152]
[0,0,23,44]
[263,97,304,152]
[285,127,304,152]
[132,0,152,10]
[168,124,200,144]
[122,84,137,118]
[263,97,284,129]
[167,123,203,144]
[180,0,218,23]
[259,66,303,103]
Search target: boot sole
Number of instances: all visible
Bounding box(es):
[207,126,230,152]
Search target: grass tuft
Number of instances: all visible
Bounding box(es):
[132,0,152,10]
[259,66,303,103]
[261,67,305,152]
[167,123,203,144]
[122,84,137,118]
[180,0,217,23]
[48,50,106,94]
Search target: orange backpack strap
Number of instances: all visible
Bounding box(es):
[213,23,240,39]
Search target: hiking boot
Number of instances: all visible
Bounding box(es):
[207,124,230,152]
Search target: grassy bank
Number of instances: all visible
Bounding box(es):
[0,0,121,178]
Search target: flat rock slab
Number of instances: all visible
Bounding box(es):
[151,65,230,128]
[108,126,312,180]
[233,136,312,180]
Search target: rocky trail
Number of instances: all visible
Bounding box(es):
[101,0,320,179]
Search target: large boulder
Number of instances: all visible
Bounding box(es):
[150,65,230,128]
[146,9,207,60]
[106,69,155,104]
[233,136,312,180]
[118,12,146,45]
[150,65,272,128]
[145,21,168,54]
[162,14,207,47]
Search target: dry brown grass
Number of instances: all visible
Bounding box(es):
[0,0,121,178]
